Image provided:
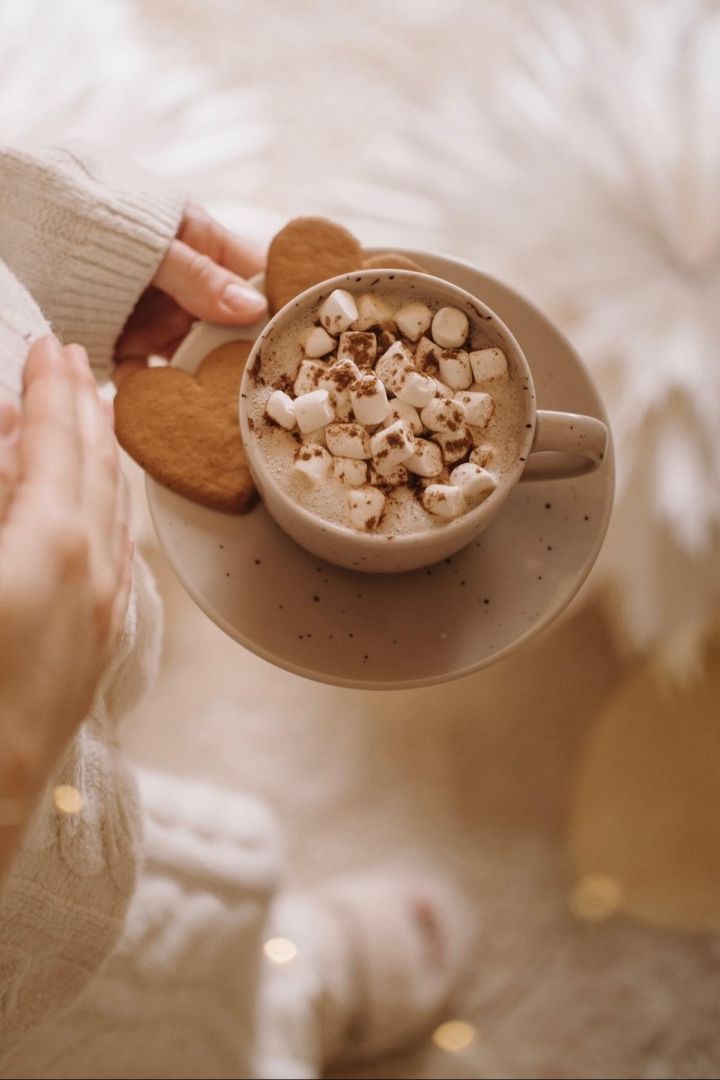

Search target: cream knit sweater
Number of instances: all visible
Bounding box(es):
[0,146,288,1079]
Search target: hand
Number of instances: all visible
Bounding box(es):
[0,337,132,796]
[113,203,267,383]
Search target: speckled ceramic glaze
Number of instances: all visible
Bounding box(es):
[239,268,608,573]
[146,251,614,689]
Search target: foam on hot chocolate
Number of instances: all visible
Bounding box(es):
[247,283,527,535]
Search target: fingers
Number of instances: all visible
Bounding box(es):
[0,396,20,521]
[153,238,267,326]
[179,203,266,279]
[19,336,83,504]
[68,343,131,631]
[73,353,120,540]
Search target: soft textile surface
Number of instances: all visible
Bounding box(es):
[3,0,719,671]
[2,1,720,1075]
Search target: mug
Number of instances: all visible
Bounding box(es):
[239,269,608,573]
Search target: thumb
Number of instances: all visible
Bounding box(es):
[154,239,267,324]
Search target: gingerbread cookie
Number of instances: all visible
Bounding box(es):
[114,341,257,514]
[265,217,364,314]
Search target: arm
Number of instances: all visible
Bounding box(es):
[0,144,266,383]
[0,333,132,884]
[0,143,183,380]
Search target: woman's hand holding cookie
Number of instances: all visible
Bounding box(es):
[113,203,267,384]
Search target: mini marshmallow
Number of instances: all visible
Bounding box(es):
[394,301,432,342]
[333,457,368,487]
[455,390,495,428]
[305,325,336,357]
[370,419,416,476]
[294,388,335,433]
[433,429,473,464]
[294,443,332,484]
[328,392,353,422]
[375,340,415,394]
[337,330,377,369]
[348,486,386,531]
[395,370,437,408]
[319,289,359,335]
[469,347,508,382]
[382,398,423,435]
[319,359,361,421]
[294,359,325,396]
[352,293,393,331]
[431,306,470,349]
[469,444,495,467]
[450,462,497,501]
[321,358,361,389]
[433,377,454,399]
[405,438,444,478]
[414,335,442,373]
[369,462,408,486]
[325,422,371,459]
[438,349,472,391]
[422,484,466,519]
[350,374,389,425]
[420,396,466,433]
[265,389,297,430]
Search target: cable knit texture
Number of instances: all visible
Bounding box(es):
[0,770,284,1080]
[0,142,184,378]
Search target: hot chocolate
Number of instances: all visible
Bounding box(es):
[246,281,527,536]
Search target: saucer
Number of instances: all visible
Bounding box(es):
[146,250,614,689]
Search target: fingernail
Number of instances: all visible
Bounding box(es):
[0,399,18,437]
[67,343,90,366]
[222,282,267,316]
[40,334,64,360]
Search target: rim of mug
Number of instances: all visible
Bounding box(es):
[239,268,536,551]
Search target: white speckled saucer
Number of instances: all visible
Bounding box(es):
[146,250,614,689]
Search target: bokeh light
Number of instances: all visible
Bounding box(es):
[432,1019,477,1053]
[53,785,85,815]
[263,936,298,964]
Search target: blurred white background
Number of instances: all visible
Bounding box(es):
[3,2,719,1076]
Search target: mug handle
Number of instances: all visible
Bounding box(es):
[520,410,609,481]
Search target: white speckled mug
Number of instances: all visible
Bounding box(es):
[239,269,608,573]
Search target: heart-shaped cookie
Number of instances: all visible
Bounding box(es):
[265,217,428,315]
[265,217,364,314]
[114,341,257,514]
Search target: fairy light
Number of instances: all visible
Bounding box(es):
[53,785,85,815]
[570,873,623,922]
[263,936,298,964]
[432,1020,477,1053]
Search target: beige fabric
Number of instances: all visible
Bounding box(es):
[0,147,178,1064]
[0,255,154,1061]
[0,148,316,1080]
[0,769,284,1080]
[0,259,48,397]
[0,143,184,378]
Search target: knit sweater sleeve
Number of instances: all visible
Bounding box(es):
[0,142,184,380]
[0,261,161,1055]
